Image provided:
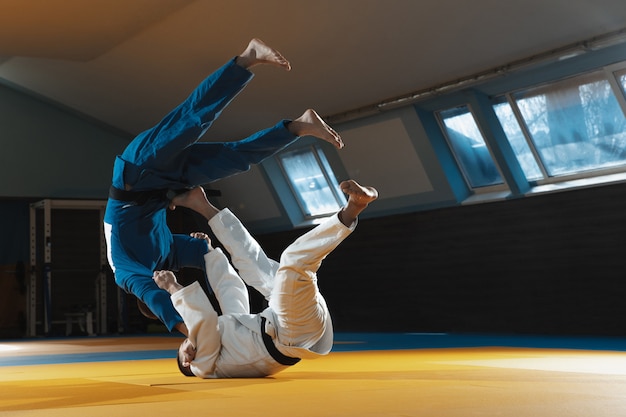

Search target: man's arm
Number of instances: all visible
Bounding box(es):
[151,271,189,336]
[153,271,221,378]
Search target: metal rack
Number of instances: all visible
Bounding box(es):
[28,199,108,337]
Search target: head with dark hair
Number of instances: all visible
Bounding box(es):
[136,298,158,320]
[177,338,197,377]
[177,352,195,377]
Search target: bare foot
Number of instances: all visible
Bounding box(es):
[169,187,219,221]
[236,38,291,71]
[288,109,344,149]
[341,180,378,207]
[169,187,205,211]
[338,180,378,226]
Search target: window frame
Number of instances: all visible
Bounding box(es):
[275,144,346,220]
[260,136,348,229]
[494,62,626,186]
[435,103,509,194]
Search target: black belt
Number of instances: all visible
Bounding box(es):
[109,186,221,206]
[260,317,300,366]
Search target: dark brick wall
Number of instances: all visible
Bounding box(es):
[254,182,626,336]
[10,182,626,338]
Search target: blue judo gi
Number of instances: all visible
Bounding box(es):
[103,58,299,332]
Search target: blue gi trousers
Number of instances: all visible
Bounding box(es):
[104,58,299,331]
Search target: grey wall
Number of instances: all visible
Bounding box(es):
[0,80,452,228]
[211,106,459,232]
[0,83,130,199]
[1,79,460,270]
[249,181,626,337]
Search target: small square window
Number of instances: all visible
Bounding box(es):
[277,146,346,218]
[439,105,504,188]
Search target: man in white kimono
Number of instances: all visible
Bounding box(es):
[153,179,378,378]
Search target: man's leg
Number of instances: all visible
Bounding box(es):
[176,108,344,187]
[337,180,378,226]
[235,38,291,71]
[119,39,292,189]
[269,180,377,348]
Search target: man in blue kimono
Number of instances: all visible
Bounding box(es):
[103,38,344,336]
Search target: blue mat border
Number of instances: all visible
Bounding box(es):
[3,332,626,366]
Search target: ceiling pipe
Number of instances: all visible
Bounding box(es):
[326,27,626,125]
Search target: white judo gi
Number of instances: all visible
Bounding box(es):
[171,208,356,378]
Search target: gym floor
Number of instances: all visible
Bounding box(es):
[2,333,626,416]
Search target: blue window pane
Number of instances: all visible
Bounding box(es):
[493,101,543,180]
[279,148,343,217]
[440,106,503,188]
[513,71,626,177]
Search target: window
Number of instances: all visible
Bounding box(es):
[497,69,626,180]
[438,105,504,188]
[492,99,543,181]
[277,146,346,218]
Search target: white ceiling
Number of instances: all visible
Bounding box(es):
[1,0,626,142]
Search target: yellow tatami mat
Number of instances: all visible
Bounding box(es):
[1,336,626,416]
